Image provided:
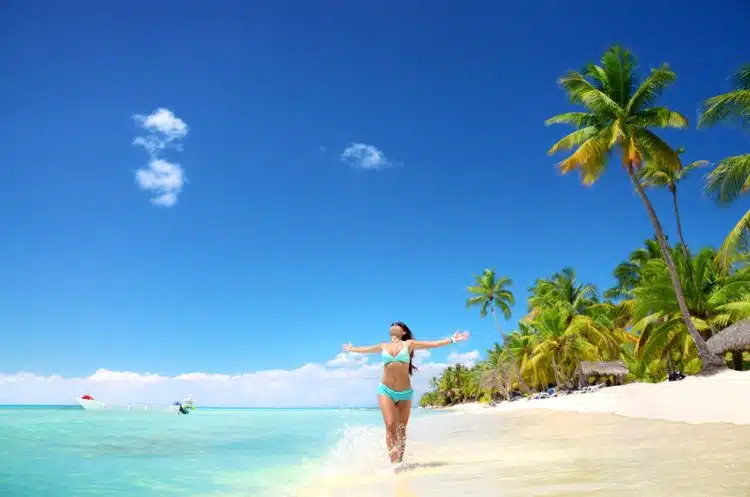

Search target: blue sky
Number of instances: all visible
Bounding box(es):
[1,1,748,404]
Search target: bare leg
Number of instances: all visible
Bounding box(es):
[378,395,400,464]
[394,399,412,463]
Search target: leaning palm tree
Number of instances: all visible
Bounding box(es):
[699,64,750,269]
[631,247,750,371]
[639,147,709,255]
[546,45,725,373]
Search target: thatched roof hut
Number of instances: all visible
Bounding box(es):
[576,361,629,388]
[707,320,750,370]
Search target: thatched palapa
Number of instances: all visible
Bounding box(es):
[707,320,750,371]
[576,361,629,388]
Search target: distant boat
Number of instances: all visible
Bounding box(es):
[76,394,196,413]
[77,394,107,410]
[168,395,197,414]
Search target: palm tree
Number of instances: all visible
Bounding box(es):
[465,269,532,392]
[523,308,621,388]
[528,267,599,317]
[699,64,750,269]
[545,45,725,373]
[604,238,663,299]
[465,269,514,327]
[639,148,709,256]
[631,246,750,370]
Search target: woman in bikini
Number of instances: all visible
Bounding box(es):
[343,322,470,466]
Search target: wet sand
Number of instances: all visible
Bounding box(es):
[297,410,750,496]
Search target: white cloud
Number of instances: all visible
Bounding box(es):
[447,350,480,368]
[0,350,480,407]
[132,108,189,207]
[340,143,396,170]
[413,349,431,363]
[326,353,369,368]
[134,159,184,207]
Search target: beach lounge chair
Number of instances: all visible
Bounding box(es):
[582,383,605,393]
[532,387,558,400]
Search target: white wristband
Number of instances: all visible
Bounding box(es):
[449,336,456,344]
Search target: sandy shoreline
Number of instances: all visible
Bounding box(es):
[444,370,750,425]
[297,373,750,496]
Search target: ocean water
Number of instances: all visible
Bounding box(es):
[0,405,422,497]
[4,406,750,496]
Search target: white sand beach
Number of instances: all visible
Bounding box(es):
[450,369,750,425]
[295,371,750,496]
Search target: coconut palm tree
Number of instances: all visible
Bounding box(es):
[545,45,725,373]
[639,148,709,256]
[465,269,531,393]
[528,267,599,317]
[631,247,750,370]
[522,308,621,388]
[465,269,514,327]
[605,238,663,299]
[699,64,750,269]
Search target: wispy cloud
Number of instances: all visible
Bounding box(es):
[0,350,479,407]
[340,143,396,170]
[132,108,189,207]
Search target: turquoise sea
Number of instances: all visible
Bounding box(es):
[0,405,433,497]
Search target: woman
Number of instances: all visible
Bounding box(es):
[343,322,470,466]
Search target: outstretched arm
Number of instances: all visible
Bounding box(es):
[408,330,470,350]
[343,343,383,354]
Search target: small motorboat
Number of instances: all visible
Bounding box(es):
[77,394,107,410]
[169,395,197,414]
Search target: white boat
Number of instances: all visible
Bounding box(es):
[77,394,107,410]
[168,395,197,413]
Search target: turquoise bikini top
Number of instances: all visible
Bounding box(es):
[382,344,410,365]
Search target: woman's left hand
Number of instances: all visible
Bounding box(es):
[452,330,470,342]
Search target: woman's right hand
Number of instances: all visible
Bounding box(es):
[343,343,353,352]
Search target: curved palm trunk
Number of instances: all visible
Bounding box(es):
[671,187,691,261]
[672,187,699,290]
[627,166,726,374]
[492,310,531,393]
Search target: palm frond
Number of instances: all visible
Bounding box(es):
[705,154,750,205]
[559,72,623,117]
[698,89,750,128]
[627,64,677,112]
[677,160,710,179]
[629,107,688,129]
[717,208,750,272]
[599,45,635,108]
[639,166,672,188]
[544,112,599,127]
[557,127,613,185]
[631,128,681,170]
[547,127,600,155]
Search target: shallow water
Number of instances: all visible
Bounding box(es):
[298,411,750,496]
[2,406,748,496]
[0,406,402,496]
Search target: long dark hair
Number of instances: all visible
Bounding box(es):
[392,321,418,376]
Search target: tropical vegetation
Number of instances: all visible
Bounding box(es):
[420,48,749,408]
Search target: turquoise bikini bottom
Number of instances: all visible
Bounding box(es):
[378,383,414,403]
